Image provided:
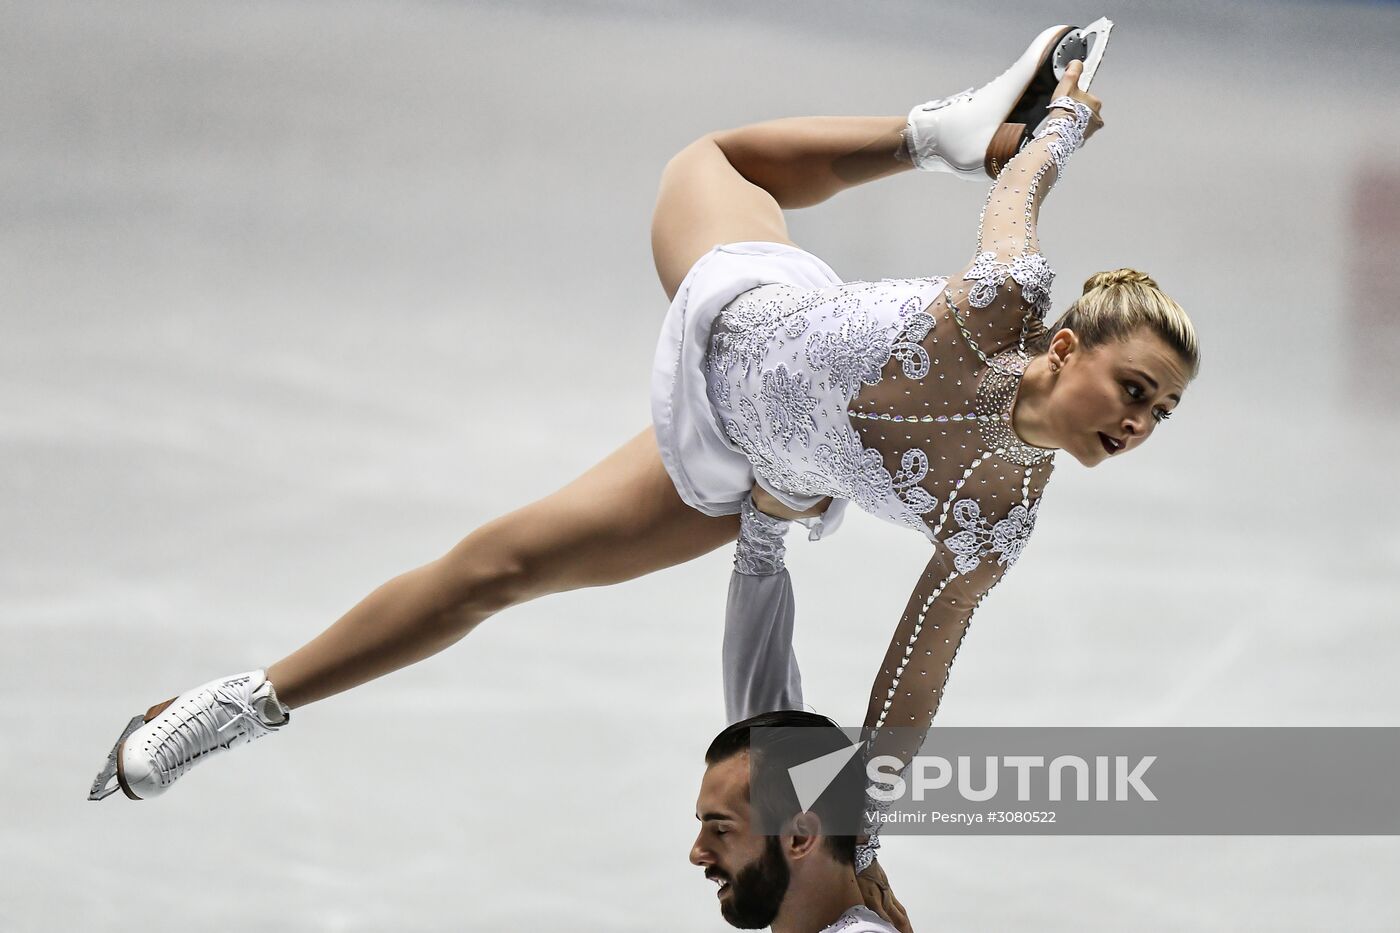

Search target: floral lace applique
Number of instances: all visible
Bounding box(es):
[1011,252,1054,320]
[891,448,938,516]
[963,250,1055,318]
[804,307,894,398]
[708,288,813,405]
[944,498,1041,575]
[894,309,936,345]
[886,292,942,379]
[1033,96,1094,174]
[812,423,895,514]
[889,321,933,379]
[760,364,819,448]
[721,286,815,339]
[723,397,830,499]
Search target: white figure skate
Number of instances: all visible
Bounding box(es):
[904,17,1113,180]
[88,669,290,801]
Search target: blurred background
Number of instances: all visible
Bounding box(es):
[4,0,1399,929]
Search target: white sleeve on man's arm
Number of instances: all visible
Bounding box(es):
[722,494,803,724]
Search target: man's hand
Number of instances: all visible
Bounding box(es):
[857,859,912,933]
[1051,59,1104,140]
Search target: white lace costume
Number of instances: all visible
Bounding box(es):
[652,99,1094,871]
[820,905,901,933]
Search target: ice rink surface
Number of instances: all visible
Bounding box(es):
[5,0,1400,929]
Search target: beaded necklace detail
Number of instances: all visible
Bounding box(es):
[974,348,1056,467]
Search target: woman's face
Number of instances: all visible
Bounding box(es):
[1045,327,1192,467]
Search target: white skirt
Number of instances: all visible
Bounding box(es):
[649,241,850,541]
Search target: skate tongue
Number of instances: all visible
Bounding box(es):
[251,680,291,727]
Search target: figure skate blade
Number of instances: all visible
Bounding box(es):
[1054,17,1114,91]
[87,714,145,801]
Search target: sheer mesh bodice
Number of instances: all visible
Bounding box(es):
[707,97,1095,870]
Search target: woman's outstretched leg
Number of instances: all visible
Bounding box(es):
[266,427,738,709]
[94,428,737,800]
[652,115,912,300]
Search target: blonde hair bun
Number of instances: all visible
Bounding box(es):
[1083,268,1159,293]
[1031,266,1200,380]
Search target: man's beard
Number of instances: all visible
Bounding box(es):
[719,836,792,929]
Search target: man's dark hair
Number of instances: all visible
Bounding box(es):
[705,710,862,866]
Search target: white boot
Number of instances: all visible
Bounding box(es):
[903,18,1113,180]
[93,670,291,801]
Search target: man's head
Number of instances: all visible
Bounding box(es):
[690,711,864,929]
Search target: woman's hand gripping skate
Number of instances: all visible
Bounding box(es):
[1051,59,1104,139]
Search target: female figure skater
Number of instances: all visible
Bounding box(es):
[90,19,1195,925]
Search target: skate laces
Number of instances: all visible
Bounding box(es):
[151,682,273,785]
[917,87,973,113]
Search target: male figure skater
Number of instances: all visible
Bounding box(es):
[691,711,907,933]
